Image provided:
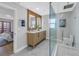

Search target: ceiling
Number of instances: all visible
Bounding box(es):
[52,2,76,13]
[18,2,49,15]
[17,2,77,15]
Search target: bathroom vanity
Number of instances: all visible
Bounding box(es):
[27,9,46,47]
[27,30,46,47]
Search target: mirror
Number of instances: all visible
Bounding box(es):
[29,15,36,30]
[27,9,42,31]
[37,16,42,29]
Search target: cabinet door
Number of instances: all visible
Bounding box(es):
[38,32,43,42]
[27,33,38,46]
[33,33,38,45]
[43,31,46,39]
[27,33,33,45]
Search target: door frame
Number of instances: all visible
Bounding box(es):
[0,3,17,53]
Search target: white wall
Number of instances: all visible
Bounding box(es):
[56,12,72,42]
[68,3,79,48]
[0,3,27,53]
[42,15,49,39]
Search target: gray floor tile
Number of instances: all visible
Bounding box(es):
[12,40,49,56]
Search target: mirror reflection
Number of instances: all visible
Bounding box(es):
[27,9,42,31]
[29,15,36,29]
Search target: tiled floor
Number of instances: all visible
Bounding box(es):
[12,39,79,56]
[56,43,79,56]
[12,39,49,56]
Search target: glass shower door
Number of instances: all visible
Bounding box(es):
[49,2,57,56]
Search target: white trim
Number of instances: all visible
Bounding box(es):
[14,45,27,53]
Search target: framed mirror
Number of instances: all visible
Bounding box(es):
[27,9,42,31]
[29,15,36,29]
[27,9,36,30]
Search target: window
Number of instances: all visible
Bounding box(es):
[0,21,11,33]
[50,18,56,28]
[0,22,2,33]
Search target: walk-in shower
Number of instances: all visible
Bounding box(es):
[49,2,57,56]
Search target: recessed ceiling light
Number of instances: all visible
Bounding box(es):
[36,8,39,10]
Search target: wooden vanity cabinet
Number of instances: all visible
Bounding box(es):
[27,33,38,47]
[27,31,46,48]
[38,32,44,42]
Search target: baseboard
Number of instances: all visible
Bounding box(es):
[14,45,27,53]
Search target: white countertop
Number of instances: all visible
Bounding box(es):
[27,30,46,33]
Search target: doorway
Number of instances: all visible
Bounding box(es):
[0,4,15,56]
